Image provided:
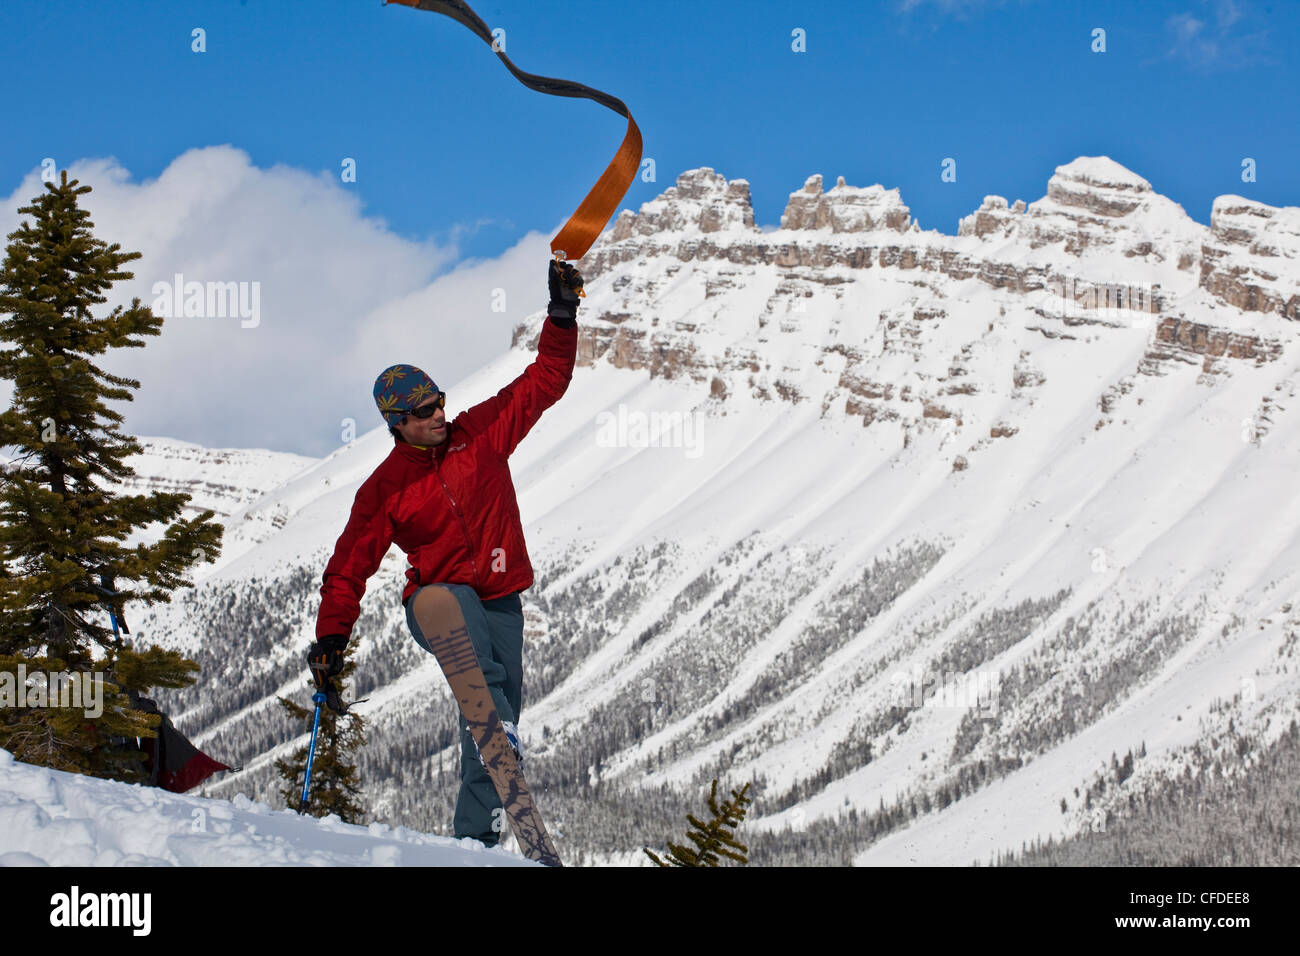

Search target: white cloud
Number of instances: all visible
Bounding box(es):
[1168,12,1207,43]
[1162,0,1272,69]
[0,146,564,457]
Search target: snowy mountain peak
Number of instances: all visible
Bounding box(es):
[610,167,757,240]
[960,155,1202,260]
[1202,194,1300,319]
[781,173,912,233]
[552,155,1295,444]
[1046,155,1154,215]
[1209,193,1300,254]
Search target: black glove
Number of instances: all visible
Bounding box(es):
[306,634,347,691]
[306,635,366,716]
[322,682,351,716]
[547,258,583,326]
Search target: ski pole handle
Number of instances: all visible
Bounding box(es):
[298,691,327,813]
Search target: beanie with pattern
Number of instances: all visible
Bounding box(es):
[373,364,439,429]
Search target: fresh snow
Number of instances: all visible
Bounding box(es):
[0,748,535,867]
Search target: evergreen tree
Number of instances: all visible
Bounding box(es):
[275,646,367,823]
[0,171,222,781]
[644,778,753,866]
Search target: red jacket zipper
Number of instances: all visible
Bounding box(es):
[433,461,482,592]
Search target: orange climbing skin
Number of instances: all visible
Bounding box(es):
[386,0,643,262]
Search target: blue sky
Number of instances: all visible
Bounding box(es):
[0,0,1296,457]
[2,0,1294,260]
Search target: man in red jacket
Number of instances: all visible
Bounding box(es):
[307,259,582,847]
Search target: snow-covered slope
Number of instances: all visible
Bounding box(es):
[3,436,317,521]
[115,437,318,519]
[109,156,1300,866]
[106,437,318,552]
[0,436,319,554]
[0,748,533,866]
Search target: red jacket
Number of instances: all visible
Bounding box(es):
[315,316,578,640]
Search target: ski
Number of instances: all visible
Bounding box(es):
[422,620,562,867]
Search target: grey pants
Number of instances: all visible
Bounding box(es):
[404,582,524,846]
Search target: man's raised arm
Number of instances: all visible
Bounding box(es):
[458,259,582,459]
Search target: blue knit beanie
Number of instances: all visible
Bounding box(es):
[374,364,440,429]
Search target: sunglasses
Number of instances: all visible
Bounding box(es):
[401,392,446,420]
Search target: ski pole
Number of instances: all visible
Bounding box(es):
[298,690,327,813]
